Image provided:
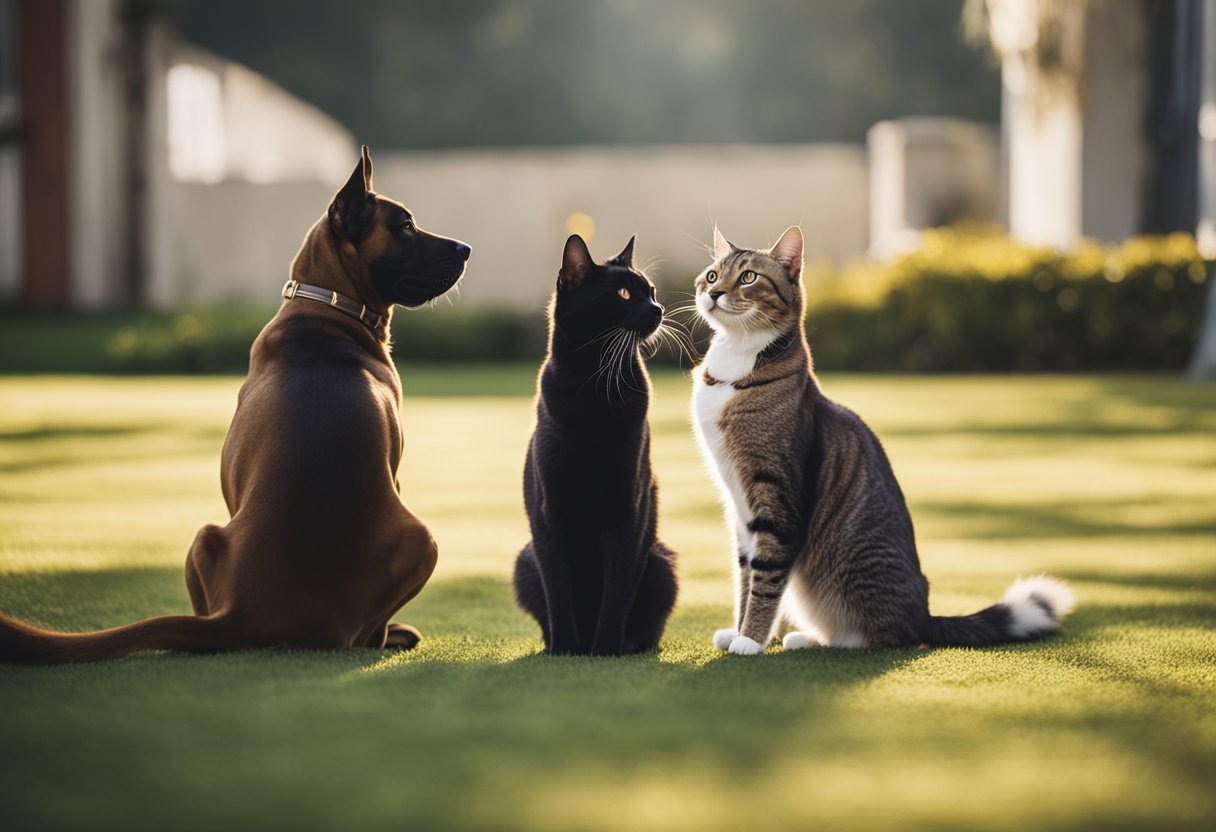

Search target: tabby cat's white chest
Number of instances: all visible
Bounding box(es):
[701,332,770,384]
[692,375,746,521]
[692,334,771,517]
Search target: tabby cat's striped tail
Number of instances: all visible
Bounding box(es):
[925,576,1076,647]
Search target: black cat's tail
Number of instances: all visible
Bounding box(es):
[925,575,1076,647]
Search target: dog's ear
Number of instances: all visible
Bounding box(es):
[328,146,376,243]
[607,235,636,269]
[558,234,594,290]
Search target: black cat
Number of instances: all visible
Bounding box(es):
[513,234,678,656]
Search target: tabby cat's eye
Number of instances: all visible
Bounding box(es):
[706,271,718,284]
[618,288,631,300]
[740,270,758,285]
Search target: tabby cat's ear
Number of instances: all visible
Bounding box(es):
[713,226,733,258]
[608,235,636,269]
[769,226,804,278]
[559,234,594,290]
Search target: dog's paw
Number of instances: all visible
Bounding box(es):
[712,628,738,650]
[728,635,765,656]
[782,631,815,651]
[385,623,422,651]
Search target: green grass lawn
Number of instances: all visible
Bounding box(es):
[1,369,1214,831]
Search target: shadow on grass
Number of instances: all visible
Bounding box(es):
[0,422,228,475]
[914,497,1216,539]
[0,568,929,831]
[2,569,1214,830]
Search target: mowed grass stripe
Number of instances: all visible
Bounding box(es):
[0,370,1214,832]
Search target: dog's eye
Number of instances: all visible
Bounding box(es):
[618,288,631,300]
[402,219,413,232]
[740,270,758,285]
[706,271,718,284]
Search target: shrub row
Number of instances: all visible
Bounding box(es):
[1,231,1206,374]
[96,304,550,374]
[803,231,1210,372]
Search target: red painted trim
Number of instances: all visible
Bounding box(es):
[19,0,70,308]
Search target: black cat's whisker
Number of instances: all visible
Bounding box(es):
[605,329,643,402]
[580,326,627,398]
[595,327,640,397]
[657,320,698,364]
[640,256,666,274]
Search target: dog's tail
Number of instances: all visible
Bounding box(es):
[924,575,1076,647]
[0,611,235,664]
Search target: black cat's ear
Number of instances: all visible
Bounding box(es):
[713,225,735,258]
[328,145,376,243]
[558,234,594,290]
[607,235,636,269]
[769,226,804,279]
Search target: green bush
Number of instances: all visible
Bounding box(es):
[103,304,273,373]
[94,303,548,373]
[804,230,1210,372]
[1,231,1206,374]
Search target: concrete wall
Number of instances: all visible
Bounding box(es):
[142,25,357,308]
[67,0,131,307]
[868,117,999,258]
[1081,0,1149,243]
[29,10,870,312]
[998,0,1150,249]
[154,182,334,305]
[372,144,868,308]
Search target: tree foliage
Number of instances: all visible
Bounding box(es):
[165,0,998,148]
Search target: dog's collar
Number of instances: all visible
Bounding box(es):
[282,280,389,341]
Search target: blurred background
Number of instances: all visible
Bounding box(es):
[0,0,1214,374]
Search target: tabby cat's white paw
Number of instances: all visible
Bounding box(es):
[728,635,764,655]
[712,628,738,650]
[782,631,814,650]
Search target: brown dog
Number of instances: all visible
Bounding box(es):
[0,147,470,662]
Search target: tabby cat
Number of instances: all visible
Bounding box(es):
[691,225,1075,654]
[513,234,678,655]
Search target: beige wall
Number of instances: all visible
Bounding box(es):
[869,117,999,258]
[1080,0,1148,243]
[372,144,868,308]
[152,182,333,306]
[67,0,131,307]
[142,24,357,309]
[998,0,1149,249]
[55,13,870,311]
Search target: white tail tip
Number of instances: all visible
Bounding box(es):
[1003,575,1076,638]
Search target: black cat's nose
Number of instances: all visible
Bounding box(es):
[709,290,725,301]
[453,241,472,261]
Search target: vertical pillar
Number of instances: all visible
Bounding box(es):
[1187,0,1216,377]
[18,0,70,307]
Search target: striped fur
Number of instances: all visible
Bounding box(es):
[692,226,1075,653]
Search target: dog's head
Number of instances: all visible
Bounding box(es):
[328,146,471,308]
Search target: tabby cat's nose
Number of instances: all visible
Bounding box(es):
[709,291,725,302]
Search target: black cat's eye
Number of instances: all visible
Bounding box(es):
[706,271,718,284]
[618,288,631,300]
[740,270,758,285]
